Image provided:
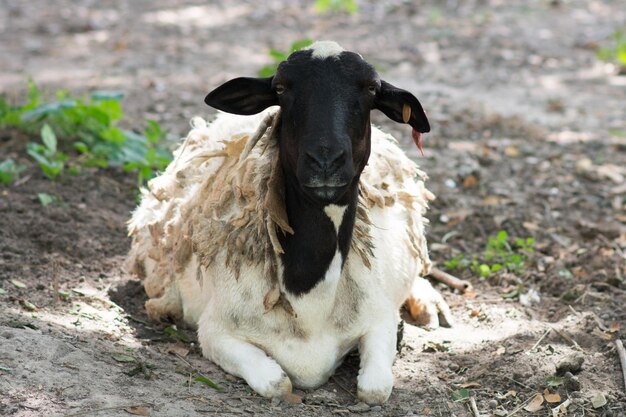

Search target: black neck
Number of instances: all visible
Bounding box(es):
[278,174,358,296]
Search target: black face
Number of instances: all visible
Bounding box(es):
[272,50,377,205]
[204,44,430,206]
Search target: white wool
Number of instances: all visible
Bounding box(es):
[305,40,345,59]
[127,110,434,403]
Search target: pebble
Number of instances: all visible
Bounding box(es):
[347,402,371,412]
[448,362,460,372]
[563,371,581,391]
[556,352,585,374]
[488,399,498,409]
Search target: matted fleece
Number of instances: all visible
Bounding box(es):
[127,109,434,317]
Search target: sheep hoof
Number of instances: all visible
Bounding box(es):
[249,370,293,400]
[356,368,393,405]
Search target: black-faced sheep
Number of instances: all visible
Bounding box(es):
[127,41,452,404]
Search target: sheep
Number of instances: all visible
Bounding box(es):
[127,41,453,405]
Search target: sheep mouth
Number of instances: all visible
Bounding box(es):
[302,184,349,204]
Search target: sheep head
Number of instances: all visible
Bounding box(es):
[205,41,430,206]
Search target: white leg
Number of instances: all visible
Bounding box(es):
[197,326,292,399]
[357,318,397,405]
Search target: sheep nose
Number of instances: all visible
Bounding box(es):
[306,149,346,171]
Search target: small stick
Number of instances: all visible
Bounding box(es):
[63,404,153,417]
[552,327,583,351]
[501,374,533,390]
[506,394,537,417]
[52,259,60,303]
[330,376,358,400]
[527,328,551,353]
[616,339,626,393]
[469,396,481,417]
[429,267,473,293]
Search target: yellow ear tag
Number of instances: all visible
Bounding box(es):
[402,104,411,123]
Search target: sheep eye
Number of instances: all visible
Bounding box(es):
[275,84,286,95]
[367,84,377,95]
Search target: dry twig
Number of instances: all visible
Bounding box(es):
[330,376,358,400]
[52,259,60,303]
[616,339,626,393]
[469,396,481,417]
[527,328,551,353]
[429,267,473,293]
[551,327,583,352]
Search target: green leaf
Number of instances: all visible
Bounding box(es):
[451,388,471,402]
[546,376,564,388]
[144,120,163,144]
[290,38,314,52]
[258,65,276,77]
[74,141,89,153]
[41,124,57,153]
[163,326,191,343]
[478,264,491,277]
[100,126,126,144]
[96,99,122,121]
[37,193,58,206]
[91,90,125,101]
[21,100,77,121]
[194,376,222,390]
[496,230,508,242]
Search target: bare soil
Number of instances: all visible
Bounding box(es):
[1,1,625,416]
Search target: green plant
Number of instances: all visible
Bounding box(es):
[0,159,26,185]
[37,192,59,206]
[597,30,626,68]
[258,39,315,77]
[1,83,173,186]
[26,124,68,179]
[314,0,358,14]
[443,230,535,278]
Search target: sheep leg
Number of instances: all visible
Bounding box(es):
[197,327,292,399]
[356,317,397,405]
[406,277,454,329]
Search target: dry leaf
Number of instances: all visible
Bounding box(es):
[504,145,520,157]
[166,343,189,358]
[591,393,607,409]
[482,195,503,206]
[283,392,303,404]
[462,175,478,188]
[543,389,561,403]
[125,406,150,416]
[524,393,544,412]
[460,382,481,388]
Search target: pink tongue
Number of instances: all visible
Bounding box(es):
[412,129,424,156]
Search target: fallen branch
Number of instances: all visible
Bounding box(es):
[616,339,626,393]
[429,268,473,293]
[469,396,481,417]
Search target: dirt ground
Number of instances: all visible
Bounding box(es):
[1,1,625,416]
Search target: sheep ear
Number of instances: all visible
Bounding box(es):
[205,77,278,115]
[374,80,430,133]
